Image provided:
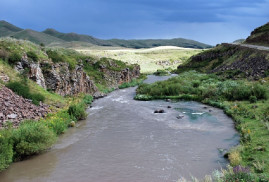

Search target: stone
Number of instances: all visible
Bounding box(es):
[167,106,172,108]
[7,114,17,119]
[177,115,184,119]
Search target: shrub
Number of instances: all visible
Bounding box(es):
[6,81,30,98]
[192,80,200,88]
[0,130,13,171]
[223,166,256,182]
[11,121,56,160]
[46,50,64,63]
[26,51,38,62]
[43,111,72,135]
[31,93,45,106]
[68,103,87,121]
[228,148,242,166]
[249,96,257,103]
[6,81,45,106]
[83,95,93,105]
[8,52,21,65]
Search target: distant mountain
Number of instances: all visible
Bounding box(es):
[107,38,212,49]
[245,22,269,46]
[42,28,111,46]
[11,29,65,45]
[0,21,212,49]
[0,20,23,37]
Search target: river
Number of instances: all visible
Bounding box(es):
[0,75,239,182]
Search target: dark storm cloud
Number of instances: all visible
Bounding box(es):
[0,0,268,44]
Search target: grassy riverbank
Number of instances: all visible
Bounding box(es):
[136,71,269,181]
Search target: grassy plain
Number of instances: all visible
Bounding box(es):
[76,46,203,73]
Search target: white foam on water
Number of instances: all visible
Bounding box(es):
[191,112,205,115]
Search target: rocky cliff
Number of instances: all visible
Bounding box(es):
[177,43,269,79]
[15,55,140,97]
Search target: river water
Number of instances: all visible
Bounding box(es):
[0,75,239,182]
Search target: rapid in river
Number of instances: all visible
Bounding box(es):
[0,75,239,182]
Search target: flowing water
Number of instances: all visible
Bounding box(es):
[0,75,239,182]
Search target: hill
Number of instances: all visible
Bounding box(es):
[11,29,65,45]
[0,20,22,37]
[245,22,269,46]
[0,21,212,49]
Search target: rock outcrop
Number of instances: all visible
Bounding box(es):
[178,43,269,79]
[100,64,140,88]
[0,86,49,128]
[16,54,47,89]
[245,22,269,46]
[42,62,98,96]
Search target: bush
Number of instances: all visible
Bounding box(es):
[83,95,93,105]
[0,130,13,171]
[6,81,30,98]
[249,96,257,103]
[6,81,45,106]
[46,50,64,63]
[68,103,87,121]
[223,166,256,182]
[43,111,72,135]
[8,52,21,65]
[11,121,56,160]
[26,51,38,62]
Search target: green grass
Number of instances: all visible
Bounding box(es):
[135,71,269,178]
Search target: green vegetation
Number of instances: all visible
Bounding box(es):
[68,103,87,121]
[245,22,269,46]
[0,93,94,170]
[11,121,57,160]
[6,81,45,105]
[79,46,202,73]
[26,51,38,62]
[153,69,170,76]
[136,71,269,179]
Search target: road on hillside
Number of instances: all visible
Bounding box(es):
[231,43,269,51]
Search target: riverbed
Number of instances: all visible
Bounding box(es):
[0,75,239,182]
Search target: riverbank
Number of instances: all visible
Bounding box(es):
[135,71,269,181]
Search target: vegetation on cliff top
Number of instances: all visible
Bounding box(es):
[245,22,269,46]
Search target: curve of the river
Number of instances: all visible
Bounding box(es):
[0,75,239,182]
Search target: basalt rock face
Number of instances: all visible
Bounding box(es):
[0,86,49,128]
[16,54,47,89]
[100,64,140,88]
[178,43,269,79]
[42,62,98,96]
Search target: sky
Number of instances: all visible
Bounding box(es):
[0,0,269,45]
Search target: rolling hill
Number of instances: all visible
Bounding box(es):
[0,20,212,49]
[0,20,23,37]
[11,29,65,45]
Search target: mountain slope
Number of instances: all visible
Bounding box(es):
[108,38,212,49]
[0,21,212,49]
[43,28,111,46]
[245,22,269,46]
[0,20,23,37]
[11,29,65,45]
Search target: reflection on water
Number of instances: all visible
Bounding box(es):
[0,75,239,182]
